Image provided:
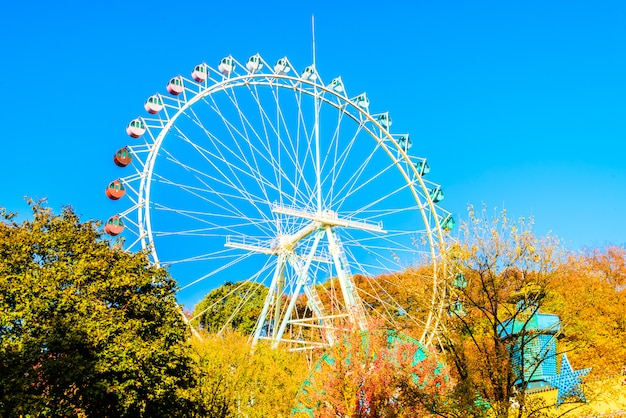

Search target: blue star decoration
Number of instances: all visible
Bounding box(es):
[545,353,592,406]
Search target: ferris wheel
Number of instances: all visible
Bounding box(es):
[104,54,455,350]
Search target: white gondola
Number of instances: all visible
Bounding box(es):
[144,95,163,114]
[327,77,345,94]
[397,134,412,152]
[414,159,430,176]
[192,63,208,82]
[218,56,234,75]
[126,118,146,138]
[429,186,444,203]
[353,93,369,110]
[440,214,456,231]
[167,76,184,95]
[274,57,291,75]
[301,66,317,81]
[375,113,392,129]
[246,54,263,73]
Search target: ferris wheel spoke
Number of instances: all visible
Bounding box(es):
[152,169,269,229]
[342,175,415,223]
[153,206,269,236]
[200,92,313,209]
[331,152,395,212]
[166,249,244,265]
[291,86,319,209]
[193,96,275,196]
[217,86,276,207]
[273,92,314,207]
[270,86,317,207]
[247,82,313,206]
[354,205,425,222]
[229,83,309,202]
[178,251,261,292]
[342,229,426,250]
[337,160,402,213]
[319,105,349,208]
[155,172,274,213]
[178,107,274,196]
[162,138,284,206]
[247,83,291,196]
[158,140,276,230]
[190,261,274,324]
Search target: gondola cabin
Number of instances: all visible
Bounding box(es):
[328,77,344,94]
[105,180,126,200]
[397,135,412,152]
[104,216,125,236]
[113,147,132,167]
[414,160,430,176]
[144,95,163,114]
[429,186,444,203]
[274,57,290,75]
[353,93,369,110]
[440,214,456,231]
[454,273,467,290]
[246,55,263,73]
[167,76,184,95]
[218,56,234,75]
[376,113,392,129]
[301,66,317,81]
[126,118,145,138]
[192,63,208,82]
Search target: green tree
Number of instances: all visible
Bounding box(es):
[193,280,268,334]
[0,202,198,417]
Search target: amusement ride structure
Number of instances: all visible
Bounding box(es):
[104,53,455,350]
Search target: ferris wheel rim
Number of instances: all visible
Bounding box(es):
[136,72,447,264]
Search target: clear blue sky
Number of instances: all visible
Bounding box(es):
[2,0,625,251]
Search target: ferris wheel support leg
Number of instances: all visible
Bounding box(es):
[272,271,285,338]
[324,226,367,331]
[271,231,323,348]
[251,253,287,349]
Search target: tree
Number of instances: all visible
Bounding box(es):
[442,205,563,417]
[189,331,309,417]
[294,322,451,417]
[192,280,268,334]
[0,202,198,417]
[545,245,626,378]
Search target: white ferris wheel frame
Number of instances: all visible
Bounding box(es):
[110,54,453,348]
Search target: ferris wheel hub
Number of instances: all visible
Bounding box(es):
[271,204,385,234]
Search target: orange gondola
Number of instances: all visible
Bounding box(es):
[105,180,126,200]
[104,216,124,236]
[113,147,132,167]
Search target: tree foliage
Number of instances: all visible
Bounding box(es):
[545,245,626,378]
[442,205,563,417]
[189,331,309,417]
[0,202,197,417]
[295,322,451,418]
[193,280,268,334]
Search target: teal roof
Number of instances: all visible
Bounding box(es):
[499,313,561,338]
